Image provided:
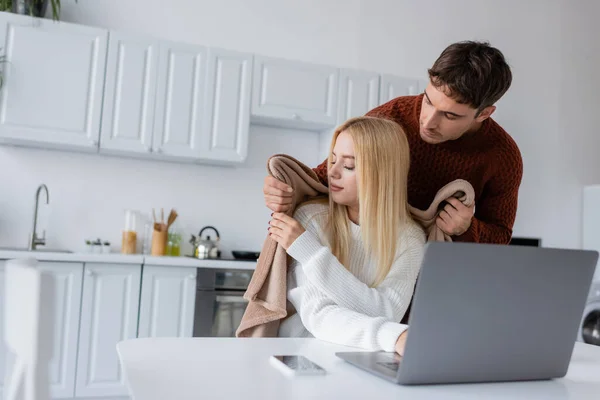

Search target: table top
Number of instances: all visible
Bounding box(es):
[117,338,600,400]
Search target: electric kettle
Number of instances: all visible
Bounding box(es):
[190,226,220,259]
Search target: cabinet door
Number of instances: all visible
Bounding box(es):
[152,41,208,158]
[138,266,197,338]
[75,263,141,398]
[337,69,380,123]
[0,261,83,399]
[379,75,420,105]
[0,13,107,150]
[201,48,252,163]
[100,31,159,155]
[38,262,84,399]
[0,262,5,396]
[251,55,338,130]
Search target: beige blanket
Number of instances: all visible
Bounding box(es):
[236,155,475,337]
[409,179,475,241]
[235,154,328,338]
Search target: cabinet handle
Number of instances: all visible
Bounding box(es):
[146,146,153,153]
[85,270,93,276]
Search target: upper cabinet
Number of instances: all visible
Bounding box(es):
[0,13,107,151]
[337,69,380,123]
[100,31,159,155]
[379,75,420,105]
[0,12,423,165]
[152,41,208,159]
[200,47,252,163]
[251,55,339,130]
[100,33,251,164]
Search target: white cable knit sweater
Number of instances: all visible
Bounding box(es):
[278,202,426,352]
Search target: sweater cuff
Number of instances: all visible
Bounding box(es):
[377,322,408,352]
[287,230,323,264]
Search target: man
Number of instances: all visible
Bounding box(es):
[264,40,523,244]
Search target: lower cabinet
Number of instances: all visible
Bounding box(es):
[137,266,197,338]
[75,263,141,398]
[0,259,200,399]
[0,261,84,399]
[0,262,6,396]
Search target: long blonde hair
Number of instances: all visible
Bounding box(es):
[326,116,411,287]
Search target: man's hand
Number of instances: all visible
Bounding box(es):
[268,213,306,250]
[395,330,409,356]
[436,198,475,236]
[264,176,294,213]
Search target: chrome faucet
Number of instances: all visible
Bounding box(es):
[29,184,49,251]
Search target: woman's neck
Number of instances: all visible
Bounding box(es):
[347,206,359,225]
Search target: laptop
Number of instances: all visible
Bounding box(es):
[336,242,598,385]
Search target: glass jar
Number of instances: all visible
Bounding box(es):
[122,209,138,254]
[167,232,182,256]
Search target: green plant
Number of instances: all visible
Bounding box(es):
[0,0,77,21]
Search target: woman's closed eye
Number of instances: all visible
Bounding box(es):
[331,158,354,171]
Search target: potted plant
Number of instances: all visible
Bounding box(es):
[0,0,76,21]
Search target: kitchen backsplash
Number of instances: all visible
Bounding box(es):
[0,125,321,257]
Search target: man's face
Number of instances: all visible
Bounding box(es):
[419,82,495,144]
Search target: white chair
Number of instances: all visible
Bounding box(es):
[3,258,55,400]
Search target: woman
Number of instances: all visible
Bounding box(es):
[267,116,425,355]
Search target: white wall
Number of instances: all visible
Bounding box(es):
[0,0,598,254]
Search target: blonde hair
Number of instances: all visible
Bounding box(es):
[325,116,411,287]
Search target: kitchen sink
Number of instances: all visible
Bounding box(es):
[0,246,72,253]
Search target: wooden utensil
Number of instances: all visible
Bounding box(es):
[167,209,178,229]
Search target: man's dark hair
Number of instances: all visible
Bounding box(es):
[427,41,512,114]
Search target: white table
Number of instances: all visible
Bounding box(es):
[118,338,600,400]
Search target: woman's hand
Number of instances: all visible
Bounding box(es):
[395,330,408,356]
[268,213,306,250]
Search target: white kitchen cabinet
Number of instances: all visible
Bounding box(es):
[138,266,197,338]
[200,47,252,163]
[337,69,380,123]
[0,13,107,151]
[0,260,83,399]
[379,75,420,105]
[0,262,5,396]
[75,263,141,398]
[39,262,84,399]
[100,31,159,155]
[152,41,208,159]
[319,69,382,161]
[251,55,338,130]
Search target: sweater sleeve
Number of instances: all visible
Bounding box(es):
[288,265,407,351]
[313,159,328,186]
[287,219,425,323]
[455,145,523,244]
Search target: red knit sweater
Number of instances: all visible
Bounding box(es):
[313,94,523,244]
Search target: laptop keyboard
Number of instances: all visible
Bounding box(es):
[375,353,402,372]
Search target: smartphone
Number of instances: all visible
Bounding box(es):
[269,355,326,376]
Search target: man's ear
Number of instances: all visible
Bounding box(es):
[475,105,496,122]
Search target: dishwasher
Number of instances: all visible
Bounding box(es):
[193,267,253,337]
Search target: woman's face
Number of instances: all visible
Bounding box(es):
[328,130,359,209]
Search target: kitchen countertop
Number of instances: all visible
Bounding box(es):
[0,249,257,269]
[144,255,257,270]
